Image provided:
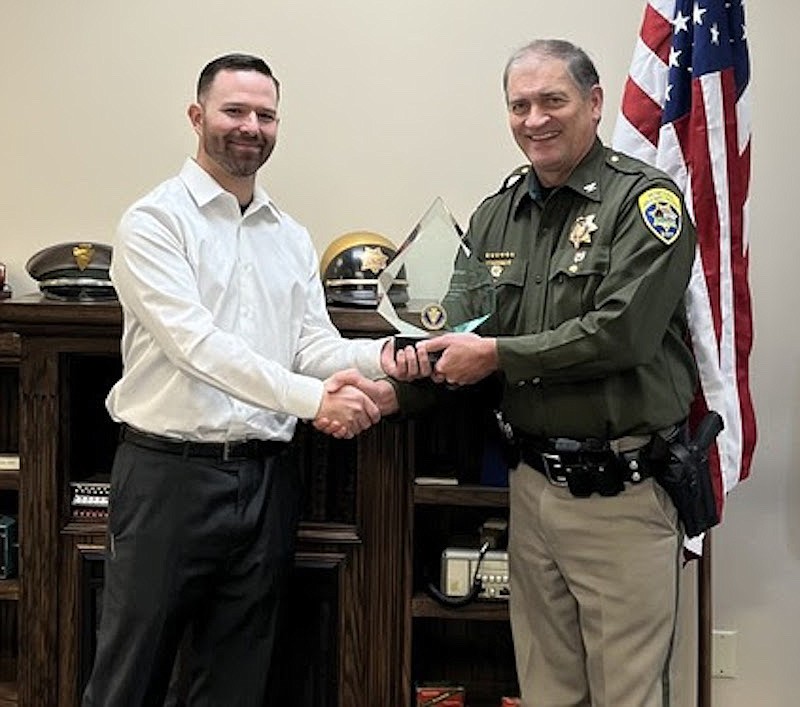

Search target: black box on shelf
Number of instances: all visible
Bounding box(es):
[0,515,17,579]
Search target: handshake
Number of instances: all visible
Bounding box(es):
[313,333,499,439]
[312,369,398,440]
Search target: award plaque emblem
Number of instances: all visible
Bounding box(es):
[376,198,496,357]
[420,303,447,331]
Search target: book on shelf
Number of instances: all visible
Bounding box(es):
[72,494,109,507]
[0,515,18,579]
[70,479,111,496]
[71,506,109,521]
[414,476,459,486]
[69,478,111,516]
[0,453,20,471]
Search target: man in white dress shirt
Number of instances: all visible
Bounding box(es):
[82,53,408,707]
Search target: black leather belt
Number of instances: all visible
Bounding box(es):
[120,424,287,462]
[517,434,654,497]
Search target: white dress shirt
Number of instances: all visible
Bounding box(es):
[106,158,385,442]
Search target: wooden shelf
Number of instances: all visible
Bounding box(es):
[413,484,508,507]
[0,332,20,364]
[0,681,17,706]
[61,520,108,536]
[0,470,18,492]
[0,582,19,602]
[411,592,509,621]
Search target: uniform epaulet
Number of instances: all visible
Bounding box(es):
[604,150,648,176]
[496,165,531,194]
[606,150,683,199]
[604,149,673,184]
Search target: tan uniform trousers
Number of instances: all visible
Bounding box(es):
[509,460,683,707]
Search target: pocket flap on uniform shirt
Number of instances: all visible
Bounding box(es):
[550,245,610,279]
[489,257,528,287]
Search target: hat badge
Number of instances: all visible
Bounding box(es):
[72,243,96,271]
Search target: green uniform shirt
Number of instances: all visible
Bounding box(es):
[470,138,697,438]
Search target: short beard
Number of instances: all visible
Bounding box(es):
[205,134,273,178]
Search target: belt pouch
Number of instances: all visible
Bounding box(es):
[566,464,594,497]
[591,459,625,497]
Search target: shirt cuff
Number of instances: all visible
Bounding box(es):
[496,336,542,384]
[285,375,326,421]
[354,337,388,379]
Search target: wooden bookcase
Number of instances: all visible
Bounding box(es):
[0,299,519,706]
[0,331,20,707]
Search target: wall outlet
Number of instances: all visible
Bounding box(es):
[711,629,738,678]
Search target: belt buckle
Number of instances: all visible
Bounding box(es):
[541,452,569,487]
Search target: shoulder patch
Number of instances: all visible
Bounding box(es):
[637,188,683,245]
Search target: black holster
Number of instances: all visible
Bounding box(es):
[649,412,724,538]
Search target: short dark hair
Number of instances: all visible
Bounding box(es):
[196,53,280,101]
[503,39,599,98]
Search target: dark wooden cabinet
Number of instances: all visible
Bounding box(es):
[0,331,20,707]
[0,297,520,707]
[406,390,518,705]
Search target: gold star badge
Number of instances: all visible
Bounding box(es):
[568,214,598,249]
[358,246,389,274]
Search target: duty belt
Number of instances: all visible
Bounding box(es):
[120,424,288,462]
[516,433,656,498]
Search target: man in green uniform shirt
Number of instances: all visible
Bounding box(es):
[387,39,698,706]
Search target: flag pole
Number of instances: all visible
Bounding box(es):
[698,531,712,707]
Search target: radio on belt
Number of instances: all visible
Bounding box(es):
[440,548,510,600]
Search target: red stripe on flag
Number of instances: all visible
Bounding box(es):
[620,79,662,147]
[685,81,724,342]
[640,2,674,64]
[721,70,757,482]
[724,73,757,479]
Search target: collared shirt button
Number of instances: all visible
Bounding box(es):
[531,377,541,385]
[534,275,543,284]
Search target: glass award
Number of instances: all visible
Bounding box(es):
[376,197,495,356]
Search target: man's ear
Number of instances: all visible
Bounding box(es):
[590,84,604,123]
[187,103,203,133]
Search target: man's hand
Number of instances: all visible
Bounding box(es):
[420,333,498,386]
[380,338,434,380]
[355,377,399,416]
[313,370,381,439]
[325,369,399,415]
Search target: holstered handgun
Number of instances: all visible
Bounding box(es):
[650,412,724,538]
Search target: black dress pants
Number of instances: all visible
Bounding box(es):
[81,438,301,707]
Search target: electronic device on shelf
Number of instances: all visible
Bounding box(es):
[440,547,510,601]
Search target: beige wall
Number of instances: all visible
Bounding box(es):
[2,2,798,705]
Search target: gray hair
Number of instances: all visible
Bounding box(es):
[503,39,599,97]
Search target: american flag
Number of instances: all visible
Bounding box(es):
[613,0,755,546]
